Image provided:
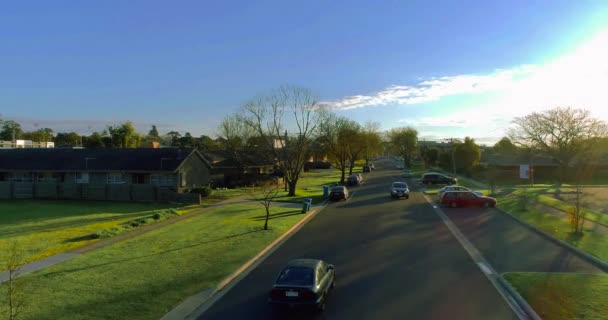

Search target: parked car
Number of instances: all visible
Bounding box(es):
[440,191,497,208]
[370,163,375,170]
[390,182,410,199]
[356,173,363,183]
[268,259,335,312]
[438,185,471,198]
[402,169,412,177]
[329,186,349,200]
[363,165,372,172]
[347,175,359,186]
[421,172,457,185]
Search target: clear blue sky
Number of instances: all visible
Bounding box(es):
[1,0,607,144]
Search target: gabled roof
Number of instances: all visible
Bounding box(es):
[0,148,211,172]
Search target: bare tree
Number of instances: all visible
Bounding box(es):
[251,180,281,230]
[510,107,608,182]
[1,241,25,320]
[318,114,358,184]
[240,86,323,196]
[346,122,365,175]
[388,127,419,168]
[362,121,383,164]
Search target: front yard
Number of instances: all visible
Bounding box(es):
[0,203,307,320]
[0,201,194,267]
[504,272,608,320]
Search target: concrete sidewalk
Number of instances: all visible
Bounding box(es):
[0,195,309,284]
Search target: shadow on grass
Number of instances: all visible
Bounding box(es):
[250,210,302,221]
[42,228,268,278]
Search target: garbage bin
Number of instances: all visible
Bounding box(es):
[304,198,313,212]
[323,186,329,198]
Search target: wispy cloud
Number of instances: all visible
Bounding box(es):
[324,66,537,110]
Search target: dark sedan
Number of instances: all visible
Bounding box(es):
[328,186,349,201]
[268,259,335,312]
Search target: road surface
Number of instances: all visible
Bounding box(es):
[200,159,519,320]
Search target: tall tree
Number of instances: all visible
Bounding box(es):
[454,137,481,174]
[165,131,181,146]
[388,127,418,168]
[362,121,383,164]
[510,107,608,181]
[107,121,141,148]
[55,132,81,146]
[83,132,106,148]
[0,120,23,141]
[493,137,518,154]
[148,125,160,139]
[21,128,54,142]
[240,85,323,196]
[318,114,358,184]
[346,122,365,175]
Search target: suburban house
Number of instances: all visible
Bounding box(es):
[0,148,212,203]
[203,151,276,187]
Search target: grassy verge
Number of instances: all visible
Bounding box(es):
[497,190,608,262]
[535,193,608,226]
[255,169,343,205]
[0,200,194,266]
[0,203,306,320]
[504,272,608,320]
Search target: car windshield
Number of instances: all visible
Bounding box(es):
[393,183,407,189]
[276,267,314,286]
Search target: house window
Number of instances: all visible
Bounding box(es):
[9,172,33,182]
[75,172,89,184]
[37,173,59,182]
[132,174,146,184]
[150,174,174,187]
[107,173,125,184]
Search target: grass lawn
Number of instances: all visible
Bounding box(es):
[497,190,608,263]
[0,203,306,320]
[0,200,194,267]
[504,272,608,320]
[260,169,344,205]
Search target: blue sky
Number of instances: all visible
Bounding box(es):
[1,1,607,144]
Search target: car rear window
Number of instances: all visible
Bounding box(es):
[276,267,314,286]
[393,183,407,188]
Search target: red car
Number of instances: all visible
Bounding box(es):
[440,191,496,208]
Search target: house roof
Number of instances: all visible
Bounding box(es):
[0,148,211,172]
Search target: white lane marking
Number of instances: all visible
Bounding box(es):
[477,262,493,275]
[421,193,528,320]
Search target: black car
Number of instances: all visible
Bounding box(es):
[328,186,349,201]
[421,172,457,185]
[347,175,359,186]
[363,165,372,172]
[269,259,335,311]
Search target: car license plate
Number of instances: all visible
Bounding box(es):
[285,291,298,297]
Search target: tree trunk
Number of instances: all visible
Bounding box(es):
[348,162,354,175]
[340,169,346,185]
[287,180,297,197]
[264,205,270,230]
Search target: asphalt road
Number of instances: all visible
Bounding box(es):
[199,159,519,320]
[443,207,603,273]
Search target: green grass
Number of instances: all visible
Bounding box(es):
[504,272,608,320]
[497,190,608,262]
[0,204,306,320]
[0,200,194,266]
[252,169,343,205]
[535,194,608,227]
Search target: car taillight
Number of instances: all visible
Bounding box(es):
[270,289,283,299]
[302,290,316,301]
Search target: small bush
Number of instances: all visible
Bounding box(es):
[191,187,213,197]
[91,207,181,239]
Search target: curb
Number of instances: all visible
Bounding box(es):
[494,206,608,272]
[496,276,542,320]
[162,200,329,320]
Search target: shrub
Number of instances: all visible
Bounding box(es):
[191,187,213,197]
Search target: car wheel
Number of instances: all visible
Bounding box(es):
[450,202,457,208]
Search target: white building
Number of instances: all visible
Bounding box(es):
[0,140,55,149]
